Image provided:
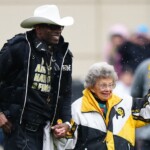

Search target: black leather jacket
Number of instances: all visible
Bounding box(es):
[0,30,73,125]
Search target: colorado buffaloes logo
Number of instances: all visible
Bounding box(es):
[62,65,71,71]
[116,107,125,119]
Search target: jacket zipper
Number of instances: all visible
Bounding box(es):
[50,47,69,126]
[128,143,130,150]
[19,33,32,124]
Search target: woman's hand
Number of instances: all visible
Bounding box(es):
[51,123,70,138]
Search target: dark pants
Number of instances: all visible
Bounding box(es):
[3,124,44,150]
[135,139,150,150]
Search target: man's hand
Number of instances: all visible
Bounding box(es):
[51,123,70,138]
[0,112,12,133]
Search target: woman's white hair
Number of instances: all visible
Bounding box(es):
[84,62,118,88]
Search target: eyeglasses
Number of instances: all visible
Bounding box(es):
[44,24,64,30]
[98,83,116,90]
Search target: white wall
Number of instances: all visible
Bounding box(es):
[0,0,150,79]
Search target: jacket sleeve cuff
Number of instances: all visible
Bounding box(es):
[65,121,72,129]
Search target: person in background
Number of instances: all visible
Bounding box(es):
[130,24,150,46]
[71,62,150,150]
[118,24,150,75]
[0,4,74,150]
[113,67,133,98]
[103,24,129,77]
[131,58,150,150]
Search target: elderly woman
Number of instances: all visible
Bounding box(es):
[71,62,150,150]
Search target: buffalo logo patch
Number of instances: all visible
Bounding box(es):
[62,65,71,71]
[116,107,125,119]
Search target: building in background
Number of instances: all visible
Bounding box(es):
[0,0,150,80]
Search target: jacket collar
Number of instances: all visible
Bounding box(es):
[26,30,66,53]
[81,89,102,113]
[81,89,122,113]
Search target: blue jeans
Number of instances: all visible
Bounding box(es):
[3,124,43,150]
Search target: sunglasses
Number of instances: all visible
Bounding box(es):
[43,24,64,30]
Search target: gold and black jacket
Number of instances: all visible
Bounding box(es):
[71,89,150,150]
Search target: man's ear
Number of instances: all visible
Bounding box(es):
[34,25,42,38]
[34,25,40,32]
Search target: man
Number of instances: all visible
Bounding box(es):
[0,4,74,150]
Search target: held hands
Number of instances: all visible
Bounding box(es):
[51,121,70,138]
[0,112,12,133]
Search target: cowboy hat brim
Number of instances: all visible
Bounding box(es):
[20,16,74,28]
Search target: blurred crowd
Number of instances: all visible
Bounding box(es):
[103,23,150,78]
[103,23,150,150]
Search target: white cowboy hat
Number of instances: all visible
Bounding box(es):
[21,5,74,28]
